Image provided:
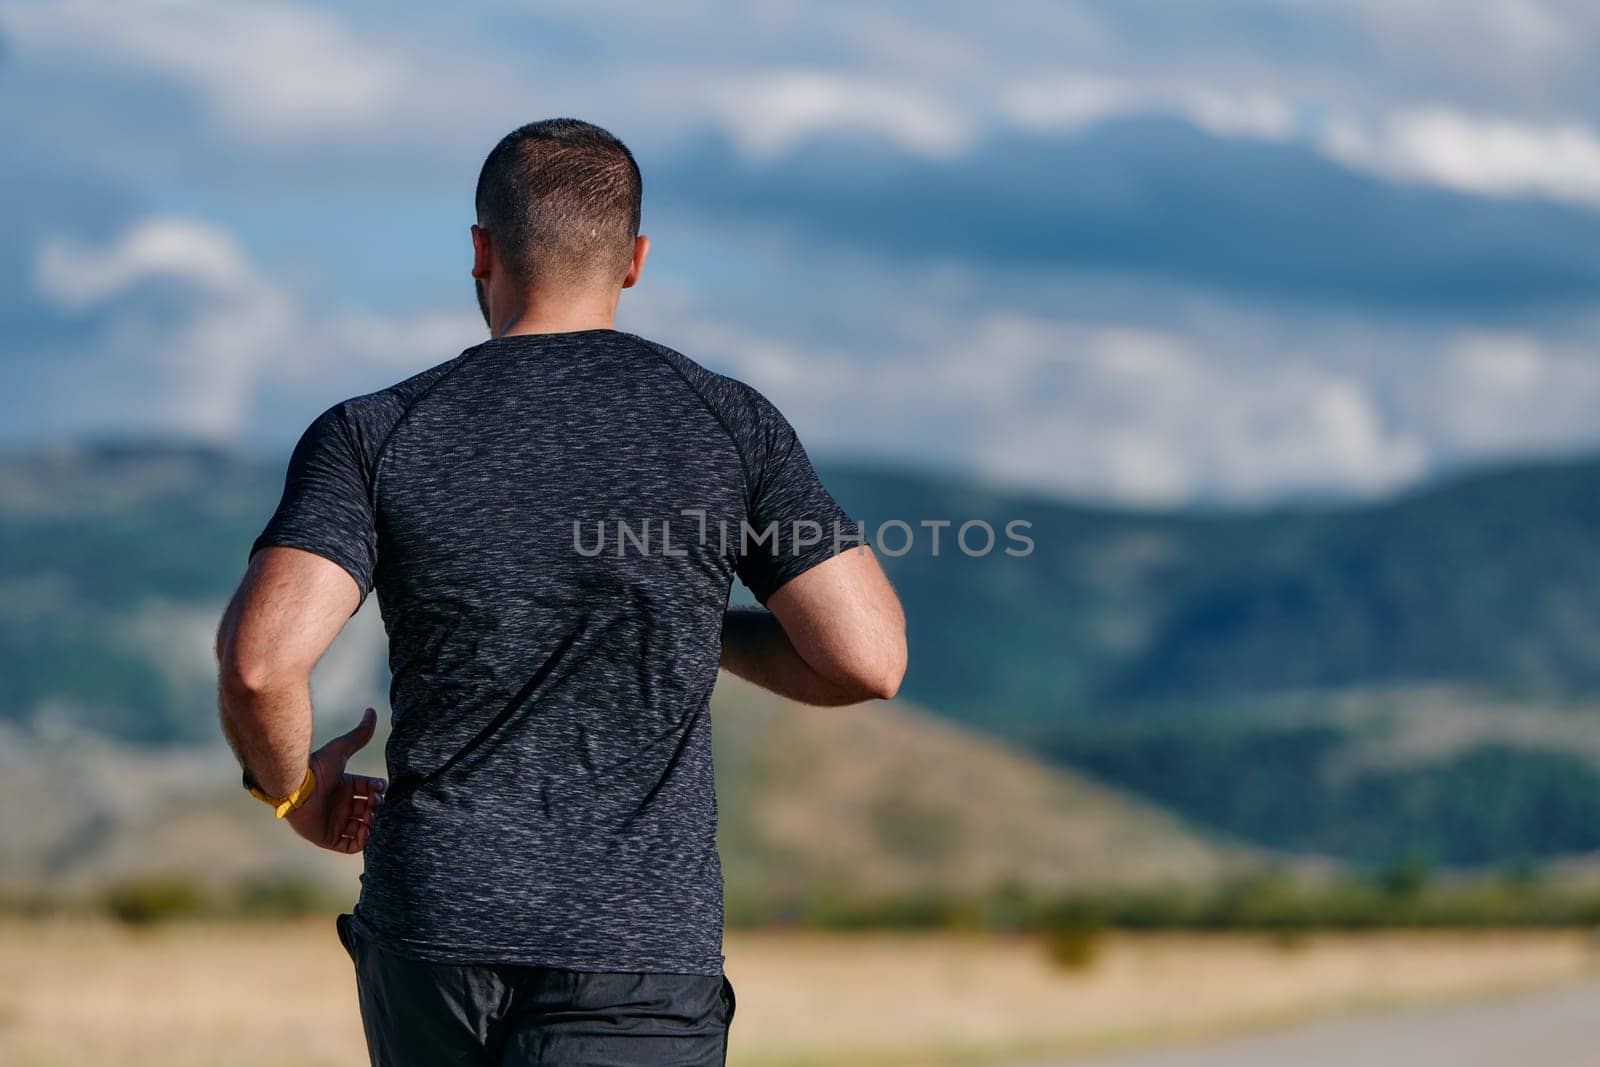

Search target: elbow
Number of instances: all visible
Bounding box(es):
[845,632,907,703]
[864,674,901,702]
[217,647,299,702]
[876,645,907,700]
[878,614,909,699]
[218,658,267,702]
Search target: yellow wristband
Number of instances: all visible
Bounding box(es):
[248,766,318,819]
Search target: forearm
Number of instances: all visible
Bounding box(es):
[214,550,355,797]
[218,671,315,797]
[719,606,876,706]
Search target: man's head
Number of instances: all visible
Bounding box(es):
[472,119,647,330]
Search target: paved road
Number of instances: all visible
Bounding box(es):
[1012,979,1600,1067]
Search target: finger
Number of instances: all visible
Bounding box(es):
[349,783,386,819]
[336,827,362,853]
[351,775,387,800]
[327,773,358,818]
[321,707,379,763]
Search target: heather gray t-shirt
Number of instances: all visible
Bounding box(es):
[250,329,854,975]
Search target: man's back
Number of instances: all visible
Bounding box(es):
[252,328,850,974]
[220,118,904,1066]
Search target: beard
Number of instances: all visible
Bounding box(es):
[475,278,491,330]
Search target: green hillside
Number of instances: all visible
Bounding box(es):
[820,460,1600,865]
[7,441,1600,867]
[820,458,1600,723]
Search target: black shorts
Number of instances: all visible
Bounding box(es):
[337,913,737,1066]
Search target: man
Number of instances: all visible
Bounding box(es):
[215,118,907,1066]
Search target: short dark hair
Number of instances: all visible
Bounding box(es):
[474,118,642,287]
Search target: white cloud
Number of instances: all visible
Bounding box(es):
[34,217,295,436]
[27,214,1600,507]
[1006,75,1600,212]
[323,310,491,374]
[1320,108,1600,208]
[721,62,1600,217]
[6,0,1598,220]
[35,218,256,308]
[1428,330,1600,455]
[707,70,974,159]
[0,0,405,139]
[32,216,484,440]
[1183,89,1300,142]
[1001,76,1130,133]
[1004,75,1298,143]
[1324,0,1573,66]
[12,1,1600,505]
[958,321,1426,505]
[638,295,1429,506]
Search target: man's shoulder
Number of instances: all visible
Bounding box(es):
[356,343,497,422]
[619,331,771,428]
[318,342,494,460]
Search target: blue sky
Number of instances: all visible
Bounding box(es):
[5,0,1600,504]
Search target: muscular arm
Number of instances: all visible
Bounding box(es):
[216,546,383,852]
[720,547,906,706]
[217,547,357,793]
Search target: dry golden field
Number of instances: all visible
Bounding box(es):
[0,922,1595,1066]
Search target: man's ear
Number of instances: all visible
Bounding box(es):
[471,224,492,280]
[622,234,650,289]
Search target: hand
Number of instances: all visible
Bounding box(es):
[285,707,387,854]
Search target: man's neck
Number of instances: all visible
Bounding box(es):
[490,290,621,339]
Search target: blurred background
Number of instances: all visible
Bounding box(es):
[6,1,1600,1065]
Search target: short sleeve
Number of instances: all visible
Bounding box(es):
[735,386,858,603]
[250,402,378,609]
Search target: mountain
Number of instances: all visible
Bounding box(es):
[709,677,1247,912]
[7,440,1600,867]
[819,458,1600,727]
[817,460,1600,865]
[0,680,1243,903]
[0,442,290,742]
